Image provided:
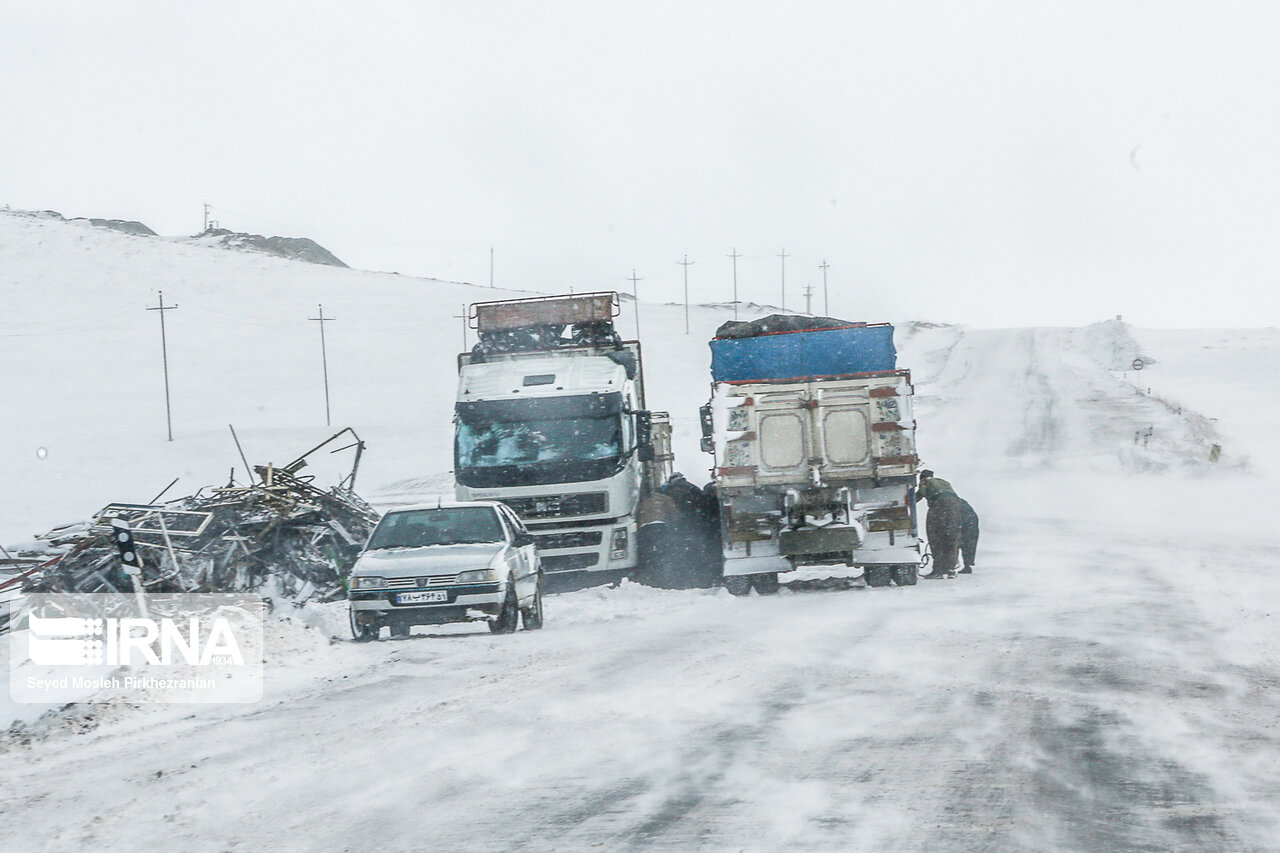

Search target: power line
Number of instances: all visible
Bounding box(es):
[309,304,335,427]
[628,269,643,339]
[678,254,694,334]
[451,304,469,351]
[727,248,742,320]
[778,248,789,311]
[146,291,179,441]
[819,259,830,316]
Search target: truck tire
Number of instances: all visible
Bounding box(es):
[489,584,520,634]
[723,575,752,596]
[864,566,894,588]
[350,609,380,642]
[891,564,918,586]
[751,573,780,595]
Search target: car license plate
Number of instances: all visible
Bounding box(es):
[396,590,448,605]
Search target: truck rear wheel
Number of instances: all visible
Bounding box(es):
[891,564,918,586]
[864,566,894,588]
[751,573,780,595]
[723,575,752,596]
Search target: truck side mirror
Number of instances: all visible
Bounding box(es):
[635,410,655,461]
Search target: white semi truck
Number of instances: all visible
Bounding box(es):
[453,293,678,587]
[700,317,923,594]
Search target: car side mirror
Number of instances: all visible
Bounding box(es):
[514,532,535,547]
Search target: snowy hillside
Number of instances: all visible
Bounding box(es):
[0,209,730,548]
[3,209,1280,851]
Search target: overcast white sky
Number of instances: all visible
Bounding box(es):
[3,1,1278,327]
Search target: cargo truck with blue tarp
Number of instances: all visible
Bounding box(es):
[699,315,923,594]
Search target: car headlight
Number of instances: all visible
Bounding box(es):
[350,575,386,590]
[456,568,498,584]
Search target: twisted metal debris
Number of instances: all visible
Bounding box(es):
[9,430,379,614]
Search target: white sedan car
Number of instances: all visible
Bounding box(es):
[348,500,543,640]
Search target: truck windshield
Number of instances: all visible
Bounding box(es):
[455,394,625,487]
[367,507,504,549]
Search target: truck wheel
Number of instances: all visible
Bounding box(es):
[490,585,520,634]
[864,566,894,588]
[751,573,780,595]
[723,575,752,597]
[891,564,919,586]
[350,609,380,642]
[521,578,545,630]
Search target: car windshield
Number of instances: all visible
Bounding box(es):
[366,507,504,549]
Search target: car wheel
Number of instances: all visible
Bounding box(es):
[521,576,545,630]
[350,608,380,642]
[489,583,520,634]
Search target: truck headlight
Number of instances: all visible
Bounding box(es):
[350,576,386,590]
[456,568,498,584]
[610,527,629,560]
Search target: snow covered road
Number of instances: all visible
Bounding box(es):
[5,319,1279,852]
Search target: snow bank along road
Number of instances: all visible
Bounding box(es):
[4,324,1280,852]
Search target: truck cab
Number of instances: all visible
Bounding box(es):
[453,293,672,586]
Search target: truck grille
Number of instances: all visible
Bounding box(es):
[532,530,603,550]
[504,492,607,520]
[540,553,601,572]
[385,575,460,589]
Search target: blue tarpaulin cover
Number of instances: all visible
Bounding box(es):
[710,323,897,382]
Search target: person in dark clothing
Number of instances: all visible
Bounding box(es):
[915,470,980,576]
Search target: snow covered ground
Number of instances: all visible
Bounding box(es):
[2,211,1279,851]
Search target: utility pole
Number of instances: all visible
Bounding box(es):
[309,304,335,427]
[678,254,694,334]
[147,291,179,441]
[819,259,830,316]
[452,304,469,350]
[727,248,741,320]
[489,247,494,288]
[628,269,643,339]
[202,203,211,233]
[803,283,814,316]
[778,248,789,311]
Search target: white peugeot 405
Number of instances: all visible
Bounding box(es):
[347,500,543,640]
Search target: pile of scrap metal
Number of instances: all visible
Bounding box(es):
[11,429,380,610]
